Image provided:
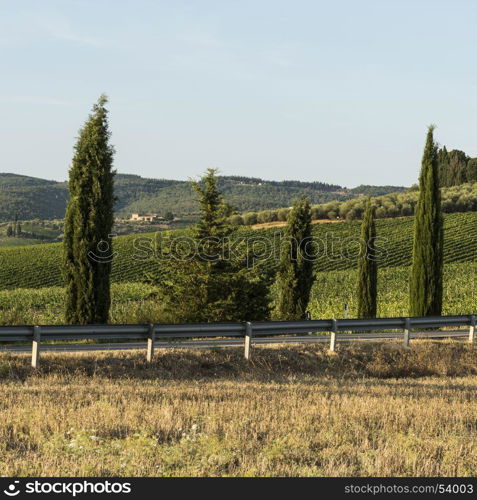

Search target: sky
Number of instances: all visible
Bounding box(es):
[1,0,477,187]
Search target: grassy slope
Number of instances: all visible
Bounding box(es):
[0,211,476,291]
[0,237,46,247]
[1,342,477,476]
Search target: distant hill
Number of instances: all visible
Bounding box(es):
[0,172,406,221]
[0,174,68,221]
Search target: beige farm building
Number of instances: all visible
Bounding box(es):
[130,213,163,222]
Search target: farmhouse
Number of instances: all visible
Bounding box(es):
[129,213,163,222]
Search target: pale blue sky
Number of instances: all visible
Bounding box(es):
[1,0,476,187]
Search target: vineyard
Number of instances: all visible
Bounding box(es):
[0,261,474,325]
[0,211,476,291]
[308,262,477,319]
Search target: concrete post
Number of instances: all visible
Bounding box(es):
[32,325,41,368]
[403,317,411,347]
[469,315,476,343]
[244,322,252,360]
[329,319,337,352]
[147,323,155,362]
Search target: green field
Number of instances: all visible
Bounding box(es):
[0,211,476,291]
[0,237,47,247]
[0,261,474,325]
[0,220,63,247]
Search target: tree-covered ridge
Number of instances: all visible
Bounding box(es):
[0,184,69,221]
[231,181,477,226]
[0,172,405,221]
[348,185,407,196]
[0,173,57,188]
[114,176,405,217]
[216,176,342,190]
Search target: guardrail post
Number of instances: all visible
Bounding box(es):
[403,318,411,347]
[306,311,312,335]
[244,322,252,360]
[469,315,476,344]
[329,319,337,352]
[32,325,41,368]
[147,323,155,362]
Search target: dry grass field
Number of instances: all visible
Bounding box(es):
[1,341,477,477]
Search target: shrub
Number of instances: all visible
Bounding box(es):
[229,215,244,226]
[277,208,289,222]
[243,212,258,225]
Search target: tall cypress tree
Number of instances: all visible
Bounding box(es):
[64,95,115,324]
[13,214,18,237]
[437,146,449,187]
[409,125,443,317]
[275,196,315,320]
[357,197,377,318]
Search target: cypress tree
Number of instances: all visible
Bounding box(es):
[448,149,468,186]
[276,196,315,320]
[409,125,443,317]
[437,146,449,187]
[357,197,377,318]
[63,95,115,324]
[466,158,477,183]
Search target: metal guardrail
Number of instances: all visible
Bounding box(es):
[0,314,475,368]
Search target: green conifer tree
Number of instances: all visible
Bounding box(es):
[63,95,115,324]
[437,146,449,187]
[466,158,477,183]
[192,168,233,272]
[155,169,271,322]
[357,197,377,318]
[275,196,315,320]
[409,125,443,317]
